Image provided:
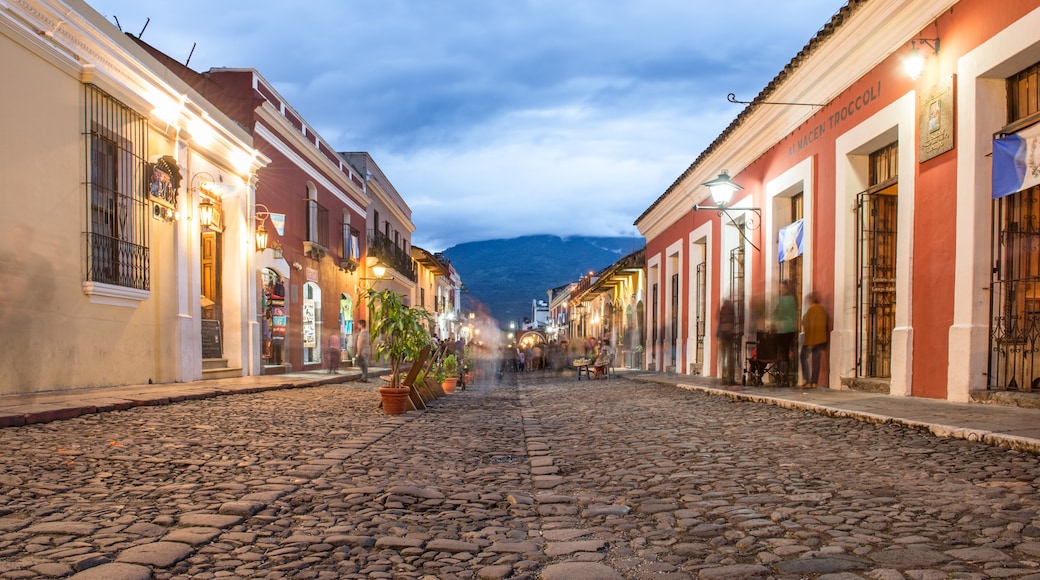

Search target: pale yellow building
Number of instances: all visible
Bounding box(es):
[0,0,266,394]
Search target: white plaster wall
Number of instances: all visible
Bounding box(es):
[833,92,917,396]
[949,6,1040,401]
[689,221,713,376]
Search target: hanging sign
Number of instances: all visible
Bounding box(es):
[269,213,286,235]
[993,121,1040,199]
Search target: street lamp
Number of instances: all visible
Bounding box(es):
[361,260,392,283]
[254,203,276,252]
[904,37,939,81]
[693,170,762,252]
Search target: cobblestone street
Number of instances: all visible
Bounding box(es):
[4,373,1040,579]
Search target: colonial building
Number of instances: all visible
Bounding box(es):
[127,42,372,376]
[340,153,418,322]
[568,248,646,370]
[545,283,575,343]
[636,0,1040,402]
[0,0,267,394]
[411,245,463,340]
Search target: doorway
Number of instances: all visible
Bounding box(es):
[201,230,223,360]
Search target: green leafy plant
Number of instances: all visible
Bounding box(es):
[442,354,459,379]
[365,288,433,389]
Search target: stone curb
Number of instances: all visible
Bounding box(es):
[671,381,1040,456]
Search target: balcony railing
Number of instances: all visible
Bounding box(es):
[367,229,416,282]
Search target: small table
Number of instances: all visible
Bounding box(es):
[573,360,591,380]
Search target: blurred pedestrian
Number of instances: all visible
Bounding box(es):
[355,319,371,382]
[717,298,737,384]
[800,292,829,388]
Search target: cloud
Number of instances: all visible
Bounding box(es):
[90,0,844,251]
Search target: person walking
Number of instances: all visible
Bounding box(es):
[355,319,371,382]
[326,333,341,374]
[800,292,829,388]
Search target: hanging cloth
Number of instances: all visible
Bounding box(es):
[777,219,804,264]
[993,122,1040,199]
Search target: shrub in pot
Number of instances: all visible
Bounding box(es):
[366,288,432,413]
[441,354,459,393]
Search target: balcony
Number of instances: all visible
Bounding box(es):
[367,229,416,282]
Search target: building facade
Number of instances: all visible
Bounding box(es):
[636,0,1040,402]
[412,245,463,340]
[128,42,373,376]
[0,0,267,394]
[567,248,646,370]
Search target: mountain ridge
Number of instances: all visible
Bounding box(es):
[441,234,645,326]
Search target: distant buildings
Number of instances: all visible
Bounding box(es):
[543,248,646,368]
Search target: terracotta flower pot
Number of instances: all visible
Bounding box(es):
[442,377,459,394]
[378,386,411,415]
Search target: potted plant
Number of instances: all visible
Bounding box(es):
[366,288,433,414]
[441,354,459,393]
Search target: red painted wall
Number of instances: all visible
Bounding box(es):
[642,0,1040,396]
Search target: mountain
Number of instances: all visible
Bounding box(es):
[441,235,645,327]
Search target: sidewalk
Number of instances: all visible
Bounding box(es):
[0,368,378,428]
[635,373,1040,455]
[4,369,1040,455]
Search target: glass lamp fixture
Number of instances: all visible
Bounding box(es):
[255,222,269,252]
[198,197,215,228]
[701,170,744,208]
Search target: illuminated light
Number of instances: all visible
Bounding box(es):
[903,38,939,81]
[904,50,925,80]
[230,149,255,174]
[701,170,743,207]
[255,222,269,252]
[198,197,215,228]
[187,117,216,146]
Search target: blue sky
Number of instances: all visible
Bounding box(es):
[88,0,846,252]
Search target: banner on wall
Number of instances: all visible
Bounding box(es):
[269,213,286,235]
[993,122,1040,199]
[778,219,804,263]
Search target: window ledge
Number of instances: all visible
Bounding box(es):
[83,281,150,308]
[303,240,328,260]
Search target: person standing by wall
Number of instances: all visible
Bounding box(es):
[717,299,737,385]
[326,332,341,374]
[772,281,799,385]
[800,292,829,388]
[355,319,371,382]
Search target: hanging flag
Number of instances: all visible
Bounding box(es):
[993,122,1040,199]
[778,219,804,263]
[269,213,286,236]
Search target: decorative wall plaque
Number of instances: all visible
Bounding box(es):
[919,74,955,163]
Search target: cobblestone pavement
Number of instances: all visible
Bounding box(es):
[3,373,1040,579]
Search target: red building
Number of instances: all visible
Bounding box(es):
[636,0,1040,402]
[136,41,371,375]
